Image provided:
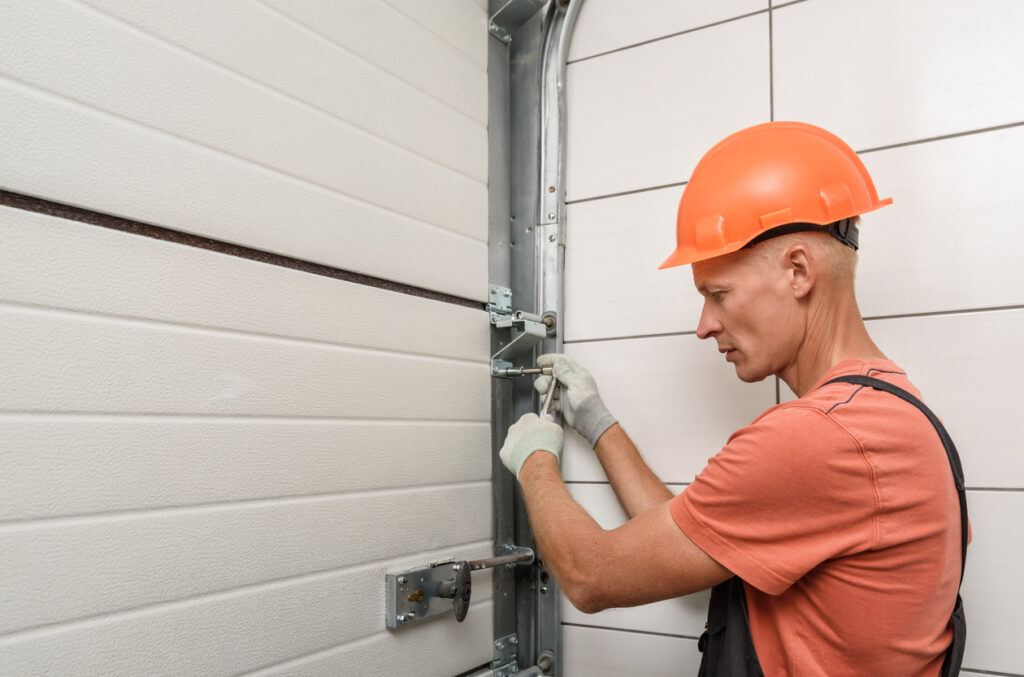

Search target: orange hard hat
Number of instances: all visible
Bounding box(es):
[659,121,892,269]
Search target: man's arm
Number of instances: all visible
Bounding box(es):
[518,451,731,613]
[535,354,672,517]
[593,423,673,518]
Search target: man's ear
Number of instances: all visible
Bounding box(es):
[784,243,815,299]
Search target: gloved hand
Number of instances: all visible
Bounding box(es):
[534,353,617,448]
[499,413,563,479]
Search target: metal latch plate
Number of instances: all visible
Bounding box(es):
[385,560,462,629]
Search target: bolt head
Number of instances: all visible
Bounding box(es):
[397,614,407,623]
[496,640,505,650]
[490,287,498,295]
[509,636,518,645]
[397,576,407,585]
[547,212,556,220]
[503,290,511,297]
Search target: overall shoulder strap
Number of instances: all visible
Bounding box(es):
[824,374,968,586]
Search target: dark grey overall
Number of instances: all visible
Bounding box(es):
[697,375,968,676]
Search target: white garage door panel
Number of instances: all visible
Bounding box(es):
[263,0,487,124]
[856,127,1024,318]
[774,0,1024,152]
[0,303,488,419]
[378,0,488,67]
[0,82,486,300]
[565,185,697,341]
[0,2,485,245]
[564,484,708,637]
[563,337,775,484]
[78,0,487,183]
[565,14,769,202]
[0,207,487,362]
[249,601,494,677]
[960,491,1024,674]
[0,542,493,677]
[0,418,489,521]
[563,624,701,677]
[863,309,1024,489]
[0,484,491,635]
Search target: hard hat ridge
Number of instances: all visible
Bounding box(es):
[659,121,892,269]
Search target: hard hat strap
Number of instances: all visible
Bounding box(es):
[743,218,860,252]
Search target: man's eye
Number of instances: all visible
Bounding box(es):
[711,291,725,303]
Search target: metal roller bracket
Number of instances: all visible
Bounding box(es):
[488,286,555,377]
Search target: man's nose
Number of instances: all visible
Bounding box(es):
[696,300,721,340]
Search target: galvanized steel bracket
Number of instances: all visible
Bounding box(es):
[488,0,547,45]
[488,285,554,377]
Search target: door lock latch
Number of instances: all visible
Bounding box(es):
[386,546,534,628]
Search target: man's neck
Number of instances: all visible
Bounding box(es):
[779,292,886,397]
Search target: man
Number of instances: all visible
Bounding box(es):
[499,122,966,675]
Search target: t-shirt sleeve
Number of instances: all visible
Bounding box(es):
[671,405,878,596]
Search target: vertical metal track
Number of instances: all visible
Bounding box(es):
[489,1,582,674]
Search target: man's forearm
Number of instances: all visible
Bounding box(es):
[517,451,608,612]
[593,424,673,518]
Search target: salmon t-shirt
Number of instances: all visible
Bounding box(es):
[671,359,962,676]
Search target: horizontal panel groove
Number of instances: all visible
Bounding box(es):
[565,123,1024,208]
[856,121,1024,156]
[240,600,495,677]
[0,74,485,246]
[960,670,1024,677]
[0,298,487,367]
[561,622,700,642]
[863,304,1024,323]
[568,9,769,65]
[0,190,483,310]
[0,480,492,530]
[567,306,1024,345]
[565,180,689,206]
[75,0,487,185]
[255,0,485,124]
[0,411,490,424]
[0,537,493,645]
[566,329,699,345]
[375,0,484,67]
[965,488,1024,493]
[0,412,491,425]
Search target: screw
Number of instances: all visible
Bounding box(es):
[503,290,511,297]
[397,614,407,623]
[496,640,505,651]
[453,563,461,571]
[490,287,498,295]
[547,212,556,220]
[540,585,548,594]
[397,576,407,585]
[509,636,518,645]
[407,610,416,618]
[489,21,498,30]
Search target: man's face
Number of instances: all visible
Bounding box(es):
[691,248,801,383]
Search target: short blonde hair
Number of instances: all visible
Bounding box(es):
[754,217,860,284]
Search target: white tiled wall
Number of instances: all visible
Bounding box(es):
[0,1,493,674]
[563,0,1024,674]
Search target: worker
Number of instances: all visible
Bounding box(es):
[499,122,967,676]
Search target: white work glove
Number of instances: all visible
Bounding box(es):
[499,413,563,479]
[534,353,617,448]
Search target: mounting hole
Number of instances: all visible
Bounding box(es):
[540,570,550,584]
